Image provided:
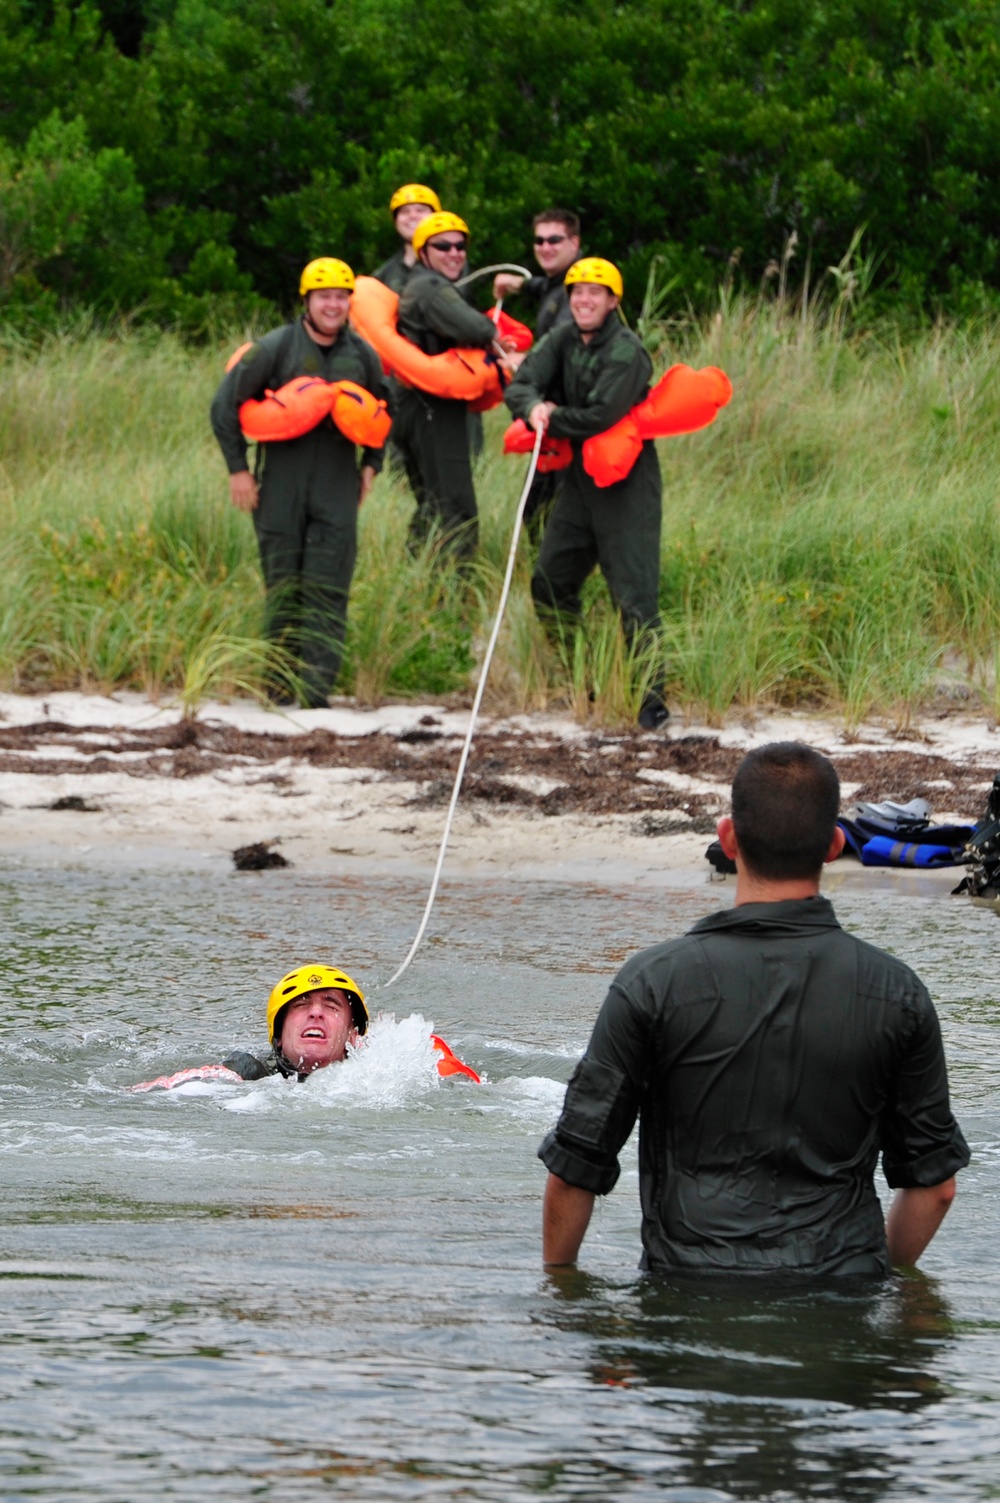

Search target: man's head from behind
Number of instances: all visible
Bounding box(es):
[727,742,841,882]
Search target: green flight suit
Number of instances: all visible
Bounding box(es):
[395,263,497,558]
[210,319,387,705]
[504,315,663,657]
[506,255,582,538]
[372,248,411,296]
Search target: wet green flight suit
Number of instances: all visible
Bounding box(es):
[395,263,497,558]
[504,315,663,668]
[210,319,387,705]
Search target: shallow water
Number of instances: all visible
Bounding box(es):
[1,857,998,1501]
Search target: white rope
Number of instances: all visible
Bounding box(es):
[457,263,533,287]
[383,425,544,988]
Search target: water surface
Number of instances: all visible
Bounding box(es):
[1,858,997,1500]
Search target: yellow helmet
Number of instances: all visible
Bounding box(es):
[299,258,355,296]
[412,211,470,255]
[267,963,369,1046]
[389,183,442,216]
[564,257,623,299]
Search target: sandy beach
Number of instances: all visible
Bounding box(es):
[0,690,996,889]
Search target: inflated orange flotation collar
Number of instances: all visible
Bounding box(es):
[502,363,732,487]
[431,1034,481,1082]
[489,307,533,353]
[503,419,572,473]
[238,375,391,447]
[583,364,732,486]
[349,275,505,410]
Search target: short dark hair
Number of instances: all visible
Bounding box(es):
[533,208,580,237]
[731,742,840,880]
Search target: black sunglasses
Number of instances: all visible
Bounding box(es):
[427,239,466,253]
[534,234,567,246]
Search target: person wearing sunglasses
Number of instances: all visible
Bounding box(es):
[504,257,670,731]
[393,211,503,560]
[372,183,442,295]
[493,210,582,540]
[493,209,582,340]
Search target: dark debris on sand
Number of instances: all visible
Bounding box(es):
[232,841,289,871]
[0,718,995,822]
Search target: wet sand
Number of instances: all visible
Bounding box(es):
[0,690,996,888]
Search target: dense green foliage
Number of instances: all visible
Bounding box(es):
[1,0,998,326]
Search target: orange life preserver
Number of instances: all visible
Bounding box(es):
[239,376,339,442]
[237,375,391,447]
[502,417,572,473]
[431,1034,481,1083]
[226,341,254,372]
[349,275,505,410]
[329,380,392,448]
[489,307,533,353]
[502,363,732,488]
[582,364,732,487]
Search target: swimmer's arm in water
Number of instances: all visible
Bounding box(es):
[130,1063,245,1092]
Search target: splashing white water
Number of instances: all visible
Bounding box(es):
[224,1012,447,1114]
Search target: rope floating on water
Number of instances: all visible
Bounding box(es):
[383,425,544,989]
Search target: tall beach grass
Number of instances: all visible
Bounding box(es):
[0,297,998,727]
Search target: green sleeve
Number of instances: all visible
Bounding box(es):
[548,336,652,442]
[503,330,564,422]
[209,332,285,475]
[425,280,497,347]
[537,980,651,1195]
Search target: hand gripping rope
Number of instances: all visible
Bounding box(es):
[383,424,544,988]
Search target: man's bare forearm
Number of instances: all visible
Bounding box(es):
[886,1178,957,1267]
[542,1173,595,1266]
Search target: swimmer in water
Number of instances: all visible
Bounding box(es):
[226,964,367,1081]
[132,963,479,1091]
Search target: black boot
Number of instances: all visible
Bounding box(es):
[638,689,670,731]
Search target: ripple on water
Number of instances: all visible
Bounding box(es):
[1,862,999,1500]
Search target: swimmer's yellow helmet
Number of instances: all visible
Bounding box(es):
[267,963,368,1046]
[564,257,623,299]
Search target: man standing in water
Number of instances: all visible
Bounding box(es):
[540,742,970,1274]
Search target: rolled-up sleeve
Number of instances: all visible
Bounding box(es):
[538,983,650,1194]
[880,988,971,1188]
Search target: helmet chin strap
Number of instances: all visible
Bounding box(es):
[302,299,323,336]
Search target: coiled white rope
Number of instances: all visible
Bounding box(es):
[383,424,544,988]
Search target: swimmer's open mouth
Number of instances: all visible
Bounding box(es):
[302,1028,327,1038]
